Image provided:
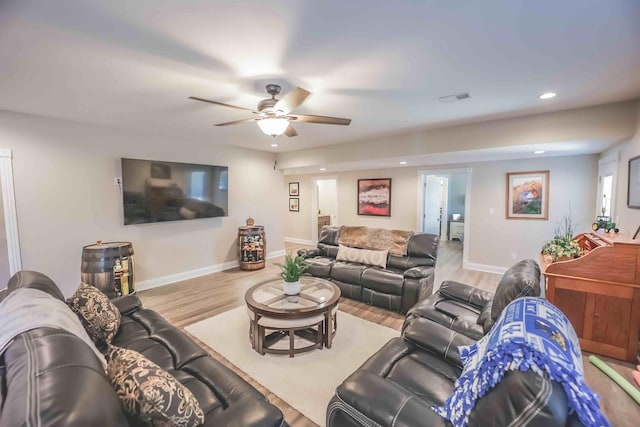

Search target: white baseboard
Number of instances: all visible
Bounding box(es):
[284,237,314,245]
[463,261,508,275]
[266,249,287,259]
[136,249,286,292]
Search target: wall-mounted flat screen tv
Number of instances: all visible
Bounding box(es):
[121,158,228,225]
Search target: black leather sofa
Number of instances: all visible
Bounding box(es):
[0,271,285,427]
[299,226,439,313]
[326,260,586,427]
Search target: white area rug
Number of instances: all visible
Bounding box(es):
[186,306,398,426]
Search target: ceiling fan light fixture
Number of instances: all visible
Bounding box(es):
[257,117,289,136]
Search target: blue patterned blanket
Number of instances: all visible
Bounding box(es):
[435,297,609,427]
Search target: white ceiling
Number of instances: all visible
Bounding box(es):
[1,0,639,154]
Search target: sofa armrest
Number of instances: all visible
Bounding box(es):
[403,266,435,279]
[328,370,448,427]
[111,295,142,316]
[297,248,319,258]
[438,280,493,309]
[402,317,475,368]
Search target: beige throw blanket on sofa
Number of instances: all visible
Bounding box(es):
[338,226,413,256]
[0,287,107,369]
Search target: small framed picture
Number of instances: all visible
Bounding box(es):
[289,198,299,212]
[289,182,300,197]
[506,170,549,220]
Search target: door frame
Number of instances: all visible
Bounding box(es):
[311,176,339,244]
[417,168,470,262]
[0,149,22,285]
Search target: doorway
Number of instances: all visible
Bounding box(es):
[419,169,468,242]
[0,149,22,289]
[312,177,338,243]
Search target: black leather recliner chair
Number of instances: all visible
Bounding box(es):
[327,260,586,427]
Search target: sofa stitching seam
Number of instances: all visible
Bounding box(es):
[390,394,413,427]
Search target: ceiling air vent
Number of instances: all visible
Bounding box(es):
[438,92,471,103]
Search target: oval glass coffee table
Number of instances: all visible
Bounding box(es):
[245,277,341,357]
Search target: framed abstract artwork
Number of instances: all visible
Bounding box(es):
[506,171,549,220]
[357,178,391,216]
[628,155,640,209]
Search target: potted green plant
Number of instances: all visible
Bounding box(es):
[541,214,582,262]
[276,253,309,295]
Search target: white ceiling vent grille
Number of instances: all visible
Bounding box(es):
[438,92,471,103]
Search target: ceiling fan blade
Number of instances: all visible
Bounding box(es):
[284,124,298,137]
[289,114,351,126]
[214,118,259,126]
[274,87,311,114]
[189,96,255,112]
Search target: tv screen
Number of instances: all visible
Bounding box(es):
[121,158,228,225]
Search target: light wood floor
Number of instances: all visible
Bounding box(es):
[138,240,639,426]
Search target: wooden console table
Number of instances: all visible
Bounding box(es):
[541,232,640,362]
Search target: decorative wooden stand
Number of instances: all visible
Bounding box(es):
[541,232,640,363]
[239,218,265,271]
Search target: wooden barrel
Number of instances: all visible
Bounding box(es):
[81,241,135,299]
[239,226,266,270]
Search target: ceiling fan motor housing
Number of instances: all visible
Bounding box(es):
[257,98,278,113]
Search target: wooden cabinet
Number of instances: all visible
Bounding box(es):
[449,221,464,241]
[318,215,331,237]
[542,232,640,362]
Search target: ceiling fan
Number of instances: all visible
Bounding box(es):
[189,84,351,137]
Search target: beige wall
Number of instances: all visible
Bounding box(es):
[0,111,285,296]
[601,101,640,233]
[285,177,313,242]
[278,101,638,170]
[467,155,598,267]
[285,155,598,270]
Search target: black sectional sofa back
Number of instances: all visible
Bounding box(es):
[0,271,126,427]
[301,226,439,313]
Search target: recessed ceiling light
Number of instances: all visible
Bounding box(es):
[399,161,407,165]
[270,143,278,147]
[539,92,556,100]
[320,168,326,171]
[533,150,545,154]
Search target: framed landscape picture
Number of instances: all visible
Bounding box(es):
[628,155,640,209]
[289,198,299,212]
[289,182,300,197]
[506,170,549,220]
[358,178,391,216]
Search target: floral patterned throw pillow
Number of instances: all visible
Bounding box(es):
[67,282,121,349]
[106,345,205,426]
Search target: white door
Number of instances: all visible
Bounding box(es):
[423,175,442,234]
[313,177,339,242]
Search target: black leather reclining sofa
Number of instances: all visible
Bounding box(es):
[0,271,285,427]
[299,226,439,313]
[326,259,588,427]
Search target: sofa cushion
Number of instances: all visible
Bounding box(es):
[336,244,388,268]
[331,261,369,285]
[361,268,404,295]
[106,345,204,426]
[67,283,121,349]
[491,259,541,322]
[304,256,334,278]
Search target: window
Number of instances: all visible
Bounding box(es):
[597,155,618,219]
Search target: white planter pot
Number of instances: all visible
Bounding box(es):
[283,280,301,295]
